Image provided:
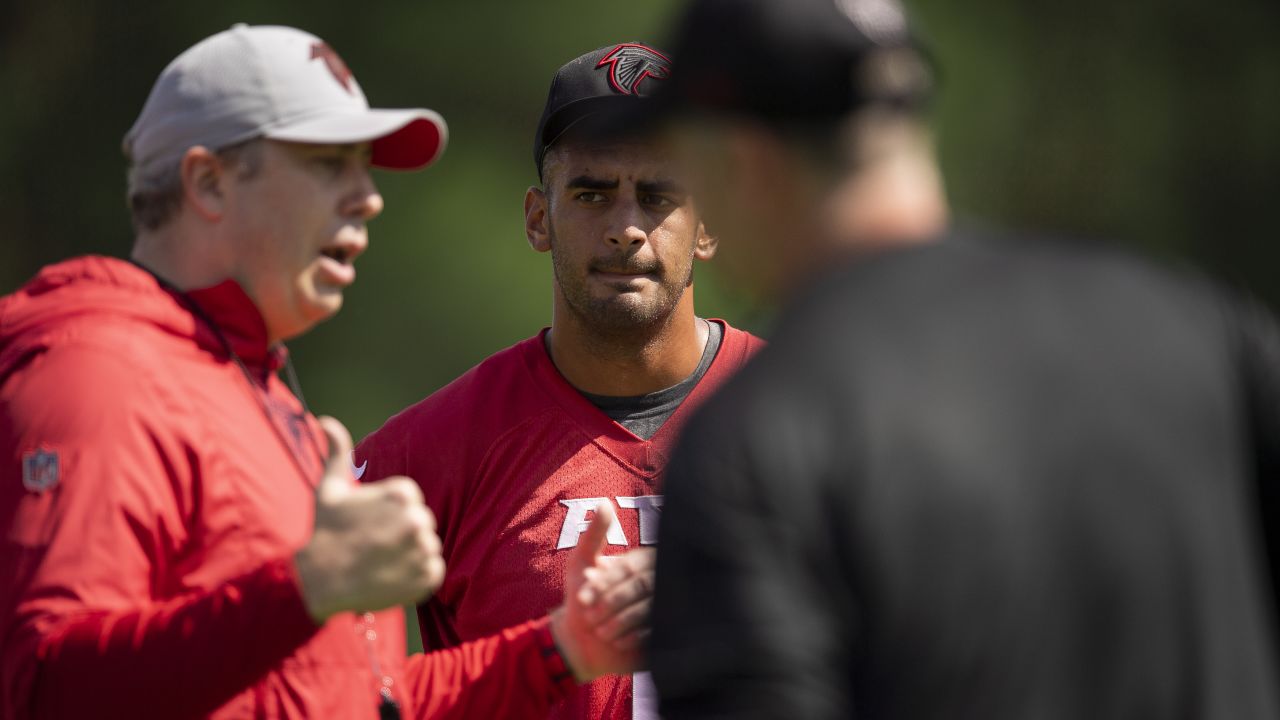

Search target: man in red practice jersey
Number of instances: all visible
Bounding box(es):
[1,25,654,720]
[354,43,765,720]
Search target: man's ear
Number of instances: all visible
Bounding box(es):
[694,220,718,261]
[524,185,552,253]
[180,146,228,222]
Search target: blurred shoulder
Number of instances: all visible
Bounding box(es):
[779,226,1240,343]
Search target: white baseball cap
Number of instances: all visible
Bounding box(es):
[123,24,448,175]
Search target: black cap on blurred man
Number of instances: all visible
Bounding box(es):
[650,1,1280,718]
[653,0,944,301]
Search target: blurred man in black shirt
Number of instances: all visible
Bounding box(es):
[649,0,1280,718]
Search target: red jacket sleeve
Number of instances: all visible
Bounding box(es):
[403,616,577,720]
[0,346,319,719]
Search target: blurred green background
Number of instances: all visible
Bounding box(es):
[3,0,1279,650]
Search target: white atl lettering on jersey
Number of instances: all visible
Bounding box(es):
[556,496,664,549]
[616,496,663,545]
[632,671,659,720]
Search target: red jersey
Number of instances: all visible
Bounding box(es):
[354,323,764,720]
[0,257,574,719]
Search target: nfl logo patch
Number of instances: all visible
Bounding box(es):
[22,448,60,493]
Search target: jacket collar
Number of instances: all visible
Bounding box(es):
[184,278,286,374]
[1,256,285,377]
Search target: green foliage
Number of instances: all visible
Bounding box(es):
[5,0,1278,441]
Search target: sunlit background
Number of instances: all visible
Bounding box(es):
[4,0,1278,650]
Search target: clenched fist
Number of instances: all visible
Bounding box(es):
[293,416,446,623]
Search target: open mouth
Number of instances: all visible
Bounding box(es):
[316,242,362,287]
[320,246,355,264]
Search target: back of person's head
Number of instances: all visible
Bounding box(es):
[654,0,946,299]
[662,0,935,178]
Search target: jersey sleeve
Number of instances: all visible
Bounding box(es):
[649,369,854,720]
[353,390,471,506]
[0,345,318,718]
[402,616,576,720]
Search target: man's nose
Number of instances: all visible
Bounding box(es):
[344,167,384,221]
[606,200,647,247]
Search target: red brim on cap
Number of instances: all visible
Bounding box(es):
[371,114,447,171]
[265,108,449,171]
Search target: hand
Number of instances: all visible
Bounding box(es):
[549,502,655,682]
[293,416,446,623]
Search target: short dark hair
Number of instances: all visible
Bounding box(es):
[125,138,265,233]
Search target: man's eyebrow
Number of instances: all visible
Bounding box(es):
[566,175,619,191]
[637,179,686,195]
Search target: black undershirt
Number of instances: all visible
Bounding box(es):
[578,320,722,440]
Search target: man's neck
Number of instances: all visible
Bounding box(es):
[773,152,948,301]
[546,291,709,397]
[131,224,234,292]
[824,148,948,251]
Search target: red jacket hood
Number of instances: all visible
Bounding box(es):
[0,255,280,381]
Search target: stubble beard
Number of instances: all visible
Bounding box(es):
[548,225,694,341]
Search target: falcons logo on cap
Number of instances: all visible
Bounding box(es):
[311,42,355,94]
[596,44,671,96]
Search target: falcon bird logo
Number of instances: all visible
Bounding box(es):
[596,44,671,96]
[310,41,355,94]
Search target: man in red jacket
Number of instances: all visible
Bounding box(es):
[0,25,652,719]
[353,43,765,720]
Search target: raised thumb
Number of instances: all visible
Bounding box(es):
[316,415,354,500]
[570,501,615,574]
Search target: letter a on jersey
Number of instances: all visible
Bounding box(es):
[558,498,629,549]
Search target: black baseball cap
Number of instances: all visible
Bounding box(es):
[660,0,932,123]
[533,42,673,177]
